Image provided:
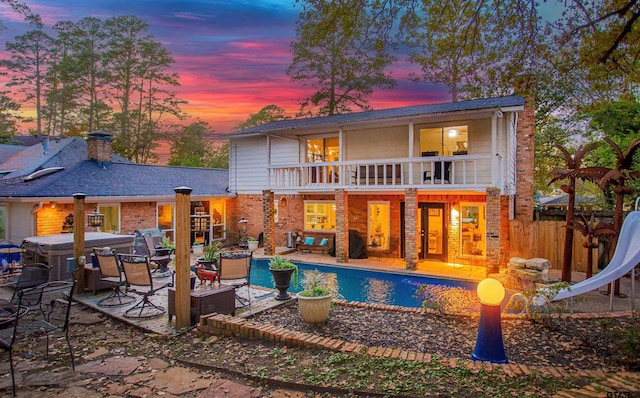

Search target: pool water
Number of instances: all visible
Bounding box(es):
[251,259,477,308]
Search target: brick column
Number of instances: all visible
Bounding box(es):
[262,190,275,256]
[404,188,417,270]
[335,189,348,263]
[486,188,501,275]
[499,194,511,269]
[515,96,535,221]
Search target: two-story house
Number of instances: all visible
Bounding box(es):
[228,95,534,275]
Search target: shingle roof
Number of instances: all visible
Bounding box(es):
[232,95,525,135]
[0,137,131,180]
[1,160,230,199]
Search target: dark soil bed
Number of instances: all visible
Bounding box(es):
[248,301,638,371]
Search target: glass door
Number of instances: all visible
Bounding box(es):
[419,203,446,261]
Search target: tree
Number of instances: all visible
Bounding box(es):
[167,121,213,167]
[548,143,600,283]
[0,0,42,30]
[102,16,184,164]
[401,0,546,101]
[569,213,615,279]
[235,105,290,130]
[0,92,22,143]
[2,29,53,136]
[287,0,397,116]
[206,141,229,169]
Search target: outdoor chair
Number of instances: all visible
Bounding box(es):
[143,234,173,274]
[92,248,135,307]
[118,254,173,319]
[218,250,252,309]
[0,280,76,396]
[7,263,52,303]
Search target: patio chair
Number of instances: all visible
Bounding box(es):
[218,250,252,309]
[118,254,173,319]
[7,263,52,303]
[92,248,135,307]
[143,234,173,274]
[0,280,76,396]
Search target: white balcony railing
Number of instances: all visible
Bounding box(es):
[268,155,495,190]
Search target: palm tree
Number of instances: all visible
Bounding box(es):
[548,143,599,282]
[598,137,640,295]
[569,213,616,279]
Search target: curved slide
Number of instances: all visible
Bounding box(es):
[552,211,640,302]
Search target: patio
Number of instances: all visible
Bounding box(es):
[65,247,489,335]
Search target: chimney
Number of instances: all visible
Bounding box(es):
[86,131,113,163]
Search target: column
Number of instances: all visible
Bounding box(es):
[486,187,501,275]
[262,190,275,255]
[174,186,193,329]
[73,193,86,294]
[335,189,348,263]
[404,188,418,270]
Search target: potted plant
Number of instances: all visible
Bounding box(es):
[297,269,336,325]
[268,255,298,300]
[247,236,259,251]
[197,241,222,270]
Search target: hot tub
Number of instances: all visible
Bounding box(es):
[21,232,135,281]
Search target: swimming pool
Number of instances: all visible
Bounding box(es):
[250,259,477,308]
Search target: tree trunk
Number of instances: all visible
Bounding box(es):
[561,178,576,282]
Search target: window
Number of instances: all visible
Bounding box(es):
[460,204,485,256]
[98,204,120,233]
[368,202,390,250]
[307,137,339,163]
[210,201,226,240]
[420,125,468,156]
[158,203,174,241]
[304,201,336,231]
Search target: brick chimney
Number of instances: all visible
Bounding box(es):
[86,130,113,163]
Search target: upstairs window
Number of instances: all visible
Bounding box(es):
[420,125,468,156]
[307,137,339,163]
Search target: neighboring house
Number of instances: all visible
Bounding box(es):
[228,95,534,274]
[0,132,234,246]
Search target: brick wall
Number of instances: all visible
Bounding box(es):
[515,97,535,221]
[36,204,73,235]
[120,202,156,235]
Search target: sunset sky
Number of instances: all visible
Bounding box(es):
[0,0,456,134]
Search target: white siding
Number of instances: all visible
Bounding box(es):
[230,136,269,194]
[270,137,300,166]
[344,126,409,160]
[8,203,36,243]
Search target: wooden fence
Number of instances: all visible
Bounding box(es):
[508,220,599,273]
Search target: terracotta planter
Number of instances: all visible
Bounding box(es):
[297,293,333,325]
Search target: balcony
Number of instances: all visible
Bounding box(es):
[268,154,498,191]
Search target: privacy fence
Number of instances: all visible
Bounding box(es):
[508,220,607,274]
